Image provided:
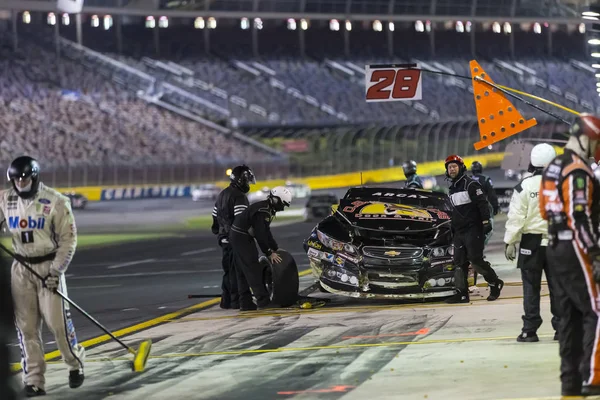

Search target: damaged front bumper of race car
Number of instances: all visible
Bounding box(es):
[304,242,458,300]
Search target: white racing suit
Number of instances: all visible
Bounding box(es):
[0,183,84,390]
[504,173,559,336]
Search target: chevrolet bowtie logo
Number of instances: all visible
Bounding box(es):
[384,250,401,257]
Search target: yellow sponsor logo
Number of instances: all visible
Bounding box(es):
[358,203,432,220]
[307,240,322,249]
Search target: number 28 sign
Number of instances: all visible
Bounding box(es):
[365,63,423,103]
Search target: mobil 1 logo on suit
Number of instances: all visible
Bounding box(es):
[8,216,46,244]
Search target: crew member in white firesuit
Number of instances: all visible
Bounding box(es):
[504,143,560,343]
[1,156,84,397]
[540,114,600,397]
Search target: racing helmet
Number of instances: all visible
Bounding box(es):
[569,113,600,161]
[530,143,556,168]
[7,156,41,199]
[471,161,483,174]
[402,160,417,177]
[268,186,292,212]
[445,154,466,178]
[229,164,256,193]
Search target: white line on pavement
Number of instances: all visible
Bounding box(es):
[107,258,157,269]
[68,270,222,279]
[180,248,217,256]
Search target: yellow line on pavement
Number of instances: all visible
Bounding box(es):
[39,333,557,366]
[10,268,313,373]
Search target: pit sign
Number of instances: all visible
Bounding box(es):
[365,63,423,103]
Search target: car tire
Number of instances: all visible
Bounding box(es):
[259,250,299,307]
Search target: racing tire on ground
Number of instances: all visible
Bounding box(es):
[259,250,299,307]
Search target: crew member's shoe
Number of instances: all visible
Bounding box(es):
[517,332,539,342]
[69,370,85,389]
[25,385,46,397]
[582,384,600,396]
[487,279,504,301]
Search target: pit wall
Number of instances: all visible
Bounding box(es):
[58,153,505,201]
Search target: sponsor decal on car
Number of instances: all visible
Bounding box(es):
[306,240,322,250]
[344,202,434,221]
[307,247,320,258]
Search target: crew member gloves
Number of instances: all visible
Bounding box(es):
[43,273,60,292]
[482,220,493,235]
[505,243,517,261]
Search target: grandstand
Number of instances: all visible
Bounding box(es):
[0,0,594,186]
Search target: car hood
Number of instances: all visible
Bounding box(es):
[334,200,451,232]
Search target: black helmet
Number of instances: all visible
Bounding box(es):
[229,165,256,193]
[402,160,417,177]
[471,161,483,174]
[7,156,41,199]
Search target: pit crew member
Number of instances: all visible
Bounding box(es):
[229,187,292,311]
[1,156,84,397]
[211,165,255,309]
[402,160,423,189]
[504,143,560,343]
[540,114,600,397]
[445,154,504,303]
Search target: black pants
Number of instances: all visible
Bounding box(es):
[547,240,600,393]
[0,253,17,399]
[229,231,270,308]
[517,234,560,333]
[453,226,500,293]
[219,241,239,308]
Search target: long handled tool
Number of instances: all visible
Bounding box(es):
[0,243,152,372]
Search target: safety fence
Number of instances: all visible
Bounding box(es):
[27,117,565,190]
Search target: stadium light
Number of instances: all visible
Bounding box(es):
[592,52,600,57]
[226,168,232,176]
[455,21,464,33]
[504,22,512,34]
[145,16,155,28]
[533,22,542,33]
[194,17,205,29]
[104,15,113,30]
[492,22,501,33]
[584,11,600,17]
[596,82,600,86]
[91,14,99,27]
[159,16,168,28]
[300,19,309,30]
[388,22,395,32]
[329,19,339,31]
[208,17,217,29]
[373,20,383,32]
[22,11,31,24]
[415,20,424,32]
[584,15,599,21]
[345,20,352,31]
[589,38,600,45]
[47,12,56,26]
[593,63,600,68]
[596,87,600,92]
[62,13,70,26]
[580,23,587,33]
[240,17,249,29]
[466,21,472,33]
[287,18,296,30]
[254,18,263,30]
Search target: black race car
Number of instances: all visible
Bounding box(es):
[303,186,457,301]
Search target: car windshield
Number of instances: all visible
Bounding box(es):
[343,187,452,212]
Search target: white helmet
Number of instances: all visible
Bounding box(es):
[269,186,292,210]
[530,143,556,168]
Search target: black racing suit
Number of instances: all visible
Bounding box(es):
[211,183,249,309]
[404,174,423,189]
[230,200,278,310]
[540,149,600,395]
[472,173,499,215]
[448,173,502,301]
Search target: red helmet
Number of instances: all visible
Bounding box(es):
[570,113,600,141]
[445,154,464,167]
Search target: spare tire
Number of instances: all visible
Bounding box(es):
[259,250,299,307]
